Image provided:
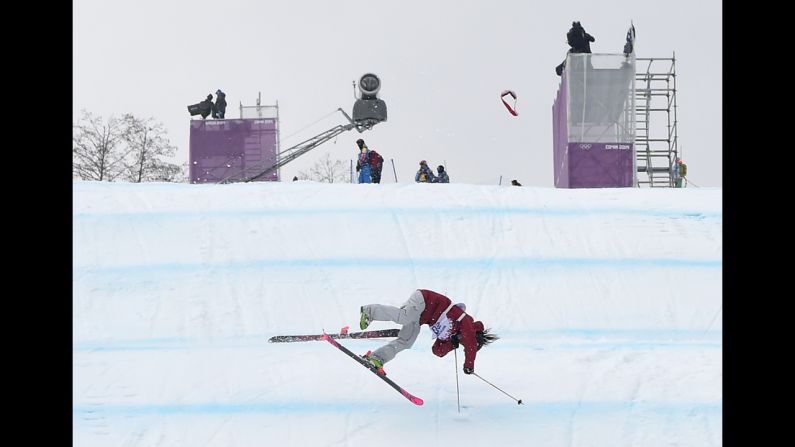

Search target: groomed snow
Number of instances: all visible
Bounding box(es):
[73,181,722,446]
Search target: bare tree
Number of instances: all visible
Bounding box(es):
[120,114,182,183]
[298,153,349,183]
[146,161,187,183]
[73,110,127,181]
[158,162,189,183]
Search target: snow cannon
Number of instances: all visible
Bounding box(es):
[352,73,387,129]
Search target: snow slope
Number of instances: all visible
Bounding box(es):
[73,181,722,446]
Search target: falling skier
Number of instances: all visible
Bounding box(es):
[358,289,499,375]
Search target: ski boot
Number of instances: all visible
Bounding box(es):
[359,306,370,330]
[363,350,386,375]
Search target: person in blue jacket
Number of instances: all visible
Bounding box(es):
[415,160,436,183]
[356,141,372,183]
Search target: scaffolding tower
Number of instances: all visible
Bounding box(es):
[239,93,281,179]
[635,54,679,187]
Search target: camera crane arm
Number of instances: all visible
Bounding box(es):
[219,108,369,184]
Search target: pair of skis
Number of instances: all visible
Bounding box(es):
[268,328,424,406]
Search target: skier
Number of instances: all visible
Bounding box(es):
[359,289,498,375]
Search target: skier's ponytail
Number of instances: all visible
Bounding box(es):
[476,328,500,351]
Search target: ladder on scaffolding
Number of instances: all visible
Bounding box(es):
[635,54,679,187]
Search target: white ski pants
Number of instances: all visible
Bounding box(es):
[363,289,426,364]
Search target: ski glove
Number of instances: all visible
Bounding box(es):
[450,333,460,349]
[463,367,474,375]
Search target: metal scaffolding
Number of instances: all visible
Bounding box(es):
[635,54,679,187]
[239,93,282,180]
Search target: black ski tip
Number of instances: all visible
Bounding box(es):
[517,399,523,405]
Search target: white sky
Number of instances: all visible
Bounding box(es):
[73,0,722,186]
[73,181,722,446]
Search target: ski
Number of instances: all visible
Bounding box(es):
[268,328,399,343]
[321,332,424,406]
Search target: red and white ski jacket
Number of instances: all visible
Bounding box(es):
[417,289,485,370]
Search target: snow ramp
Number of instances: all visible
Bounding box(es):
[74,181,722,446]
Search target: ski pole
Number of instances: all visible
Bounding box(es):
[472,372,523,405]
[454,348,461,413]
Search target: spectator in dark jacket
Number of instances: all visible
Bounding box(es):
[433,165,449,183]
[359,289,499,374]
[198,94,215,119]
[567,21,595,53]
[213,89,227,119]
[556,21,596,76]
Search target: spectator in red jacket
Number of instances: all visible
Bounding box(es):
[359,289,498,374]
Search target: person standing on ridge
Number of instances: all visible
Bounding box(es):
[358,139,384,184]
[415,160,436,183]
[433,165,449,183]
[355,140,372,183]
[673,157,687,188]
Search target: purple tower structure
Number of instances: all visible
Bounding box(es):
[552,53,636,188]
[189,118,278,184]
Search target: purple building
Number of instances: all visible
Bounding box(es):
[552,53,636,188]
[189,118,279,184]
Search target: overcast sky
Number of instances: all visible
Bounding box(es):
[73,0,721,186]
